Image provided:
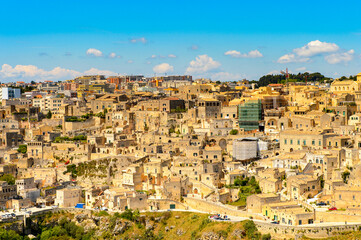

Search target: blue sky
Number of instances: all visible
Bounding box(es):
[1,0,361,82]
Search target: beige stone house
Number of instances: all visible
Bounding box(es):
[287,175,321,200]
[55,187,82,208]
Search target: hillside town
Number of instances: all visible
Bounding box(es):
[1,72,361,229]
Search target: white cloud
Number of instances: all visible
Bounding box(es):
[224,49,263,58]
[86,48,103,57]
[108,52,119,58]
[277,40,353,65]
[210,72,244,81]
[224,50,241,57]
[83,68,117,76]
[324,49,354,64]
[294,40,339,57]
[153,63,174,74]
[267,70,280,75]
[0,64,80,80]
[0,64,117,81]
[149,54,176,59]
[277,54,310,63]
[130,37,147,44]
[248,50,263,58]
[186,55,221,74]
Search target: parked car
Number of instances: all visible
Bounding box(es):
[270,221,279,224]
[328,207,337,211]
[316,202,327,206]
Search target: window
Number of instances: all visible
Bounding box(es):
[290,140,293,144]
[297,140,300,145]
[312,140,315,145]
[284,139,287,144]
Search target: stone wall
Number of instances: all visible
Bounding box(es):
[255,221,361,239]
[316,211,361,223]
[15,207,361,239]
[184,197,263,220]
[63,118,96,133]
[147,199,188,210]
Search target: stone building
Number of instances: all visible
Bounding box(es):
[55,187,82,208]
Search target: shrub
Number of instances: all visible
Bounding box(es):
[17,144,27,153]
[0,174,15,185]
[120,209,134,221]
[243,220,259,238]
[230,129,239,135]
[199,218,211,230]
[218,230,228,238]
[96,210,109,217]
[262,233,272,240]
[162,211,172,220]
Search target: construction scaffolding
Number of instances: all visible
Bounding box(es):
[238,99,262,131]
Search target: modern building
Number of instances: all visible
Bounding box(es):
[0,87,21,100]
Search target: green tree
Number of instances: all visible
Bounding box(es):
[120,209,134,221]
[229,129,238,135]
[234,177,241,186]
[46,110,52,119]
[243,220,258,238]
[0,174,15,185]
[0,228,23,240]
[63,164,78,179]
[261,233,272,240]
[342,171,350,184]
[17,144,27,153]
